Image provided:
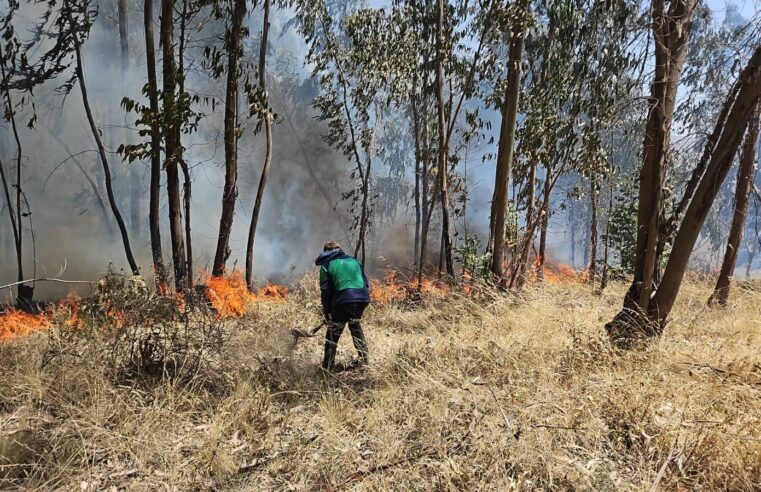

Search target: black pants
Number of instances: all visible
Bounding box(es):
[322,302,369,370]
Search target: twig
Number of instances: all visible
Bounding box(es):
[649,437,678,492]
[531,424,586,431]
[486,384,513,433]
[0,278,98,290]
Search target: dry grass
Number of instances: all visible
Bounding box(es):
[1,276,760,490]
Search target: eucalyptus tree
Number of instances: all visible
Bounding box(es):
[0,7,27,303]
[708,104,759,306]
[288,0,388,265]
[62,0,140,276]
[606,0,761,343]
[245,0,275,290]
[0,0,96,304]
[607,40,761,344]
[671,8,760,306]
[212,0,248,277]
[490,0,530,282]
[496,0,639,288]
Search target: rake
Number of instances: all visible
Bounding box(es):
[290,321,325,339]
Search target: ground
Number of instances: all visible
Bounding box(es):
[0,276,760,490]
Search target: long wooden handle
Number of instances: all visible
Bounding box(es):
[309,321,325,335]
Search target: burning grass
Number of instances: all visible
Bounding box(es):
[204,271,288,318]
[370,270,450,304]
[0,309,50,342]
[0,275,759,490]
[0,272,289,343]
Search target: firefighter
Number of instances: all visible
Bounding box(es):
[314,241,370,371]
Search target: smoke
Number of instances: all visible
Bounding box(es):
[0,4,360,301]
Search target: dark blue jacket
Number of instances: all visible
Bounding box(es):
[315,248,371,315]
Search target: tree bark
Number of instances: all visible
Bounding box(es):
[514,158,537,285]
[353,116,377,266]
[161,0,187,290]
[412,93,422,267]
[630,0,696,311]
[245,0,272,290]
[708,103,759,306]
[180,160,192,285]
[490,0,528,281]
[587,172,598,284]
[212,0,246,277]
[71,20,140,276]
[537,165,552,281]
[178,0,192,287]
[435,0,454,277]
[600,184,613,290]
[608,44,761,342]
[653,50,761,323]
[144,0,165,285]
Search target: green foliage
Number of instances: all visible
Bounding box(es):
[454,234,492,280]
[607,173,637,274]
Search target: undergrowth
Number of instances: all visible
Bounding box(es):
[0,276,759,490]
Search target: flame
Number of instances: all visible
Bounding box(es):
[204,271,289,318]
[257,284,288,302]
[371,270,449,304]
[205,272,256,318]
[54,292,83,328]
[0,308,51,342]
[539,260,580,284]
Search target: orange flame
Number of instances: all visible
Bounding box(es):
[370,270,449,304]
[536,258,580,284]
[204,271,289,318]
[0,308,51,342]
[54,292,83,329]
[257,284,289,302]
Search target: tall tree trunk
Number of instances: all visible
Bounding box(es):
[587,172,598,284]
[708,104,759,306]
[435,0,454,278]
[353,130,375,266]
[412,96,422,267]
[608,44,761,342]
[181,160,192,285]
[570,201,576,267]
[537,165,552,281]
[600,184,613,290]
[0,43,24,292]
[144,0,165,285]
[161,0,187,290]
[629,0,697,311]
[212,0,245,277]
[245,0,272,290]
[513,158,537,285]
[490,0,528,281]
[178,0,192,287]
[70,20,140,276]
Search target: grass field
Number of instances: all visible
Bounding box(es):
[1,276,759,490]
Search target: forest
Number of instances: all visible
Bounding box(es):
[0,0,760,489]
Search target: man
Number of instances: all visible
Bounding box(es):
[315,241,370,371]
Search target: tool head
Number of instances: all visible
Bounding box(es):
[290,327,317,338]
[290,322,324,339]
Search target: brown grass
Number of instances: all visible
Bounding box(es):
[1,276,760,490]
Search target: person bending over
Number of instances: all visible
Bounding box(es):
[314,242,370,371]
